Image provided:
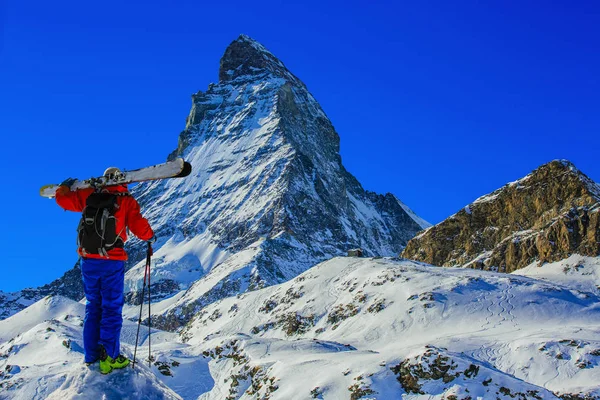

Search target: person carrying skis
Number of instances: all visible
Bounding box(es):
[56,167,155,374]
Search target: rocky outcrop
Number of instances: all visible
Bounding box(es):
[390,346,553,398]
[218,34,302,85]
[402,160,600,272]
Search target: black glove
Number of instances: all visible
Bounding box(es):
[60,177,77,188]
[147,236,157,244]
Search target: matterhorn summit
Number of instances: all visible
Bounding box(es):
[218,34,303,84]
[123,35,428,329]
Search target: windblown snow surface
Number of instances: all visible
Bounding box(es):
[2,256,599,399]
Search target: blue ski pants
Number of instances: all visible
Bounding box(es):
[81,258,125,362]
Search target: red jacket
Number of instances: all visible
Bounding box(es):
[55,184,154,260]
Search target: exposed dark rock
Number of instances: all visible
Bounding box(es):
[219,34,302,85]
[391,346,547,399]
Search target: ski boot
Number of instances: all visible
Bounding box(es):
[99,345,130,374]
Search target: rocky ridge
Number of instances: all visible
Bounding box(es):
[402,160,600,272]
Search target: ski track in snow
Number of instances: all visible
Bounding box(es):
[482,284,495,330]
[543,361,562,392]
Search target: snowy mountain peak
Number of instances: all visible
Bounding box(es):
[125,35,428,329]
[219,34,300,84]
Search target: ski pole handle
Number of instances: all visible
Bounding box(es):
[146,241,153,258]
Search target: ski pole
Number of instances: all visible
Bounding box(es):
[147,242,152,368]
[132,243,152,369]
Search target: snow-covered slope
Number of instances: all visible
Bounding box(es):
[0,296,84,343]
[0,262,84,321]
[179,256,600,399]
[2,257,599,399]
[514,254,600,294]
[0,296,210,399]
[0,292,36,322]
[122,35,428,329]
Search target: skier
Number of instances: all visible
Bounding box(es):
[56,167,155,374]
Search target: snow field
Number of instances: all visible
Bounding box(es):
[178,256,600,399]
[2,257,600,399]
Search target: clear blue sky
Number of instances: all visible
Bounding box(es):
[1,1,599,291]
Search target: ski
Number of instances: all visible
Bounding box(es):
[40,158,192,198]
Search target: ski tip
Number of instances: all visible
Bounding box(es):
[176,162,193,178]
[40,184,59,199]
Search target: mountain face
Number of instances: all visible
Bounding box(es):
[402,160,600,272]
[120,35,428,329]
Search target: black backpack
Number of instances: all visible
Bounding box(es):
[77,192,128,257]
